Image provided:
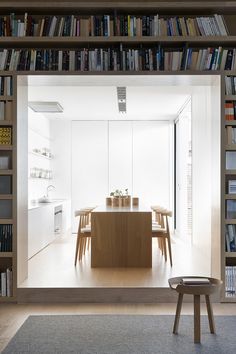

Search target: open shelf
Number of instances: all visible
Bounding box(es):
[0,35,236,46]
[0,219,13,224]
[29,151,53,160]
[0,195,13,200]
[225,121,236,126]
[0,121,13,126]
[0,252,13,258]
[0,146,13,151]
[0,297,16,303]
[0,170,13,175]
[225,145,236,150]
[225,194,236,199]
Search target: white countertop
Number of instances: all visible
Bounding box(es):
[92,205,152,213]
[28,199,66,210]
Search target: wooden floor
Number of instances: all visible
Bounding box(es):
[19,234,210,288]
[1,302,236,353]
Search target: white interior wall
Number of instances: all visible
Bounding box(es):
[210,78,221,279]
[191,86,216,275]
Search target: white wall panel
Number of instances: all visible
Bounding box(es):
[132,121,172,209]
[108,121,133,195]
[71,121,108,232]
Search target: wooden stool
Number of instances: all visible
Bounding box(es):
[169,276,222,343]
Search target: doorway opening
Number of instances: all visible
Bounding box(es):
[16,74,221,291]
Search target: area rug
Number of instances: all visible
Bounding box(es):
[2,315,236,354]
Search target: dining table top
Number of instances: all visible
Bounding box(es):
[92,205,152,213]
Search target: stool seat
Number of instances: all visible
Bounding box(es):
[169,276,222,343]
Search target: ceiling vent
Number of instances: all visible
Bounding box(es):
[28,101,63,113]
[116,87,126,114]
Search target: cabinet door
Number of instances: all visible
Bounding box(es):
[108,121,132,195]
[132,121,173,209]
[71,121,108,232]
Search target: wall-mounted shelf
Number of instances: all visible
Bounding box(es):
[29,176,53,180]
[29,151,53,160]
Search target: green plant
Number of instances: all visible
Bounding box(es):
[110,188,129,197]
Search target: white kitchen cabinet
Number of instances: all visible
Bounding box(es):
[28,200,70,259]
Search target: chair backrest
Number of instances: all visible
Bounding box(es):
[152,206,172,230]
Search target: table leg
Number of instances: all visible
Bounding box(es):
[194,295,201,343]
[173,293,183,334]
[205,295,215,334]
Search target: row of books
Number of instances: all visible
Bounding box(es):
[0,76,13,96]
[225,126,236,145]
[0,13,228,37]
[225,76,236,95]
[0,47,236,72]
[228,180,236,194]
[226,199,236,219]
[0,101,13,121]
[0,225,12,252]
[226,225,236,252]
[225,102,236,120]
[0,268,12,297]
[225,266,236,297]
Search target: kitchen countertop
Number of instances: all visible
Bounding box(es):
[28,199,66,210]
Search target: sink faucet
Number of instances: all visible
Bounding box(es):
[46,185,55,197]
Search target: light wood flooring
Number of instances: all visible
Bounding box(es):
[19,234,210,288]
[1,302,236,353]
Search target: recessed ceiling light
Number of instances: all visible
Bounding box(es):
[28,101,63,113]
[117,87,126,114]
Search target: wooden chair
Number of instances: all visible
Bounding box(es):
[152,207,173,267]
[74,207,95,266]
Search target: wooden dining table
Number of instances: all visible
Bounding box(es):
[91,205,152,267]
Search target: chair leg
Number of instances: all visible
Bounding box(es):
[87,237,91,250]
[205,295,215,334]
[74,232,80,266]
[173,293,183,334]
[166,233,173,267]
[79,239,83,261]
[194,295,201,343]
[162,238,167,261]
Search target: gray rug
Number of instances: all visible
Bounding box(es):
[2,315,236,354]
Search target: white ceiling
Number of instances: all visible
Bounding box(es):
[24,74,219,121]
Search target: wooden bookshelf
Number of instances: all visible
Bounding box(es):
[0,0,235,303]
[0,73,16,301]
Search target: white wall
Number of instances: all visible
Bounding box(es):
[210,78,221,279]
[191,84,221,276]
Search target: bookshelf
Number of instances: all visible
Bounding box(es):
[223,73,236,301]
[0,0,235,302]
[0,74,16,301]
